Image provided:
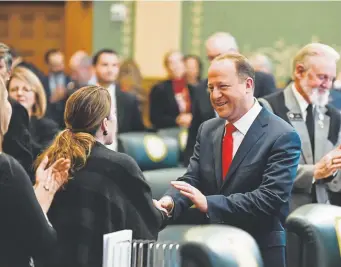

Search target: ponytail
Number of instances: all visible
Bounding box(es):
[35,85,112,184]
[34,129,96,184]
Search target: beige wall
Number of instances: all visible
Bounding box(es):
[134,1,182,78]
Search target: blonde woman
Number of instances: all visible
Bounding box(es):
[0,75,70,267]
[8,67,59,158]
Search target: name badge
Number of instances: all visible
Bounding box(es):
[288,112,303,121]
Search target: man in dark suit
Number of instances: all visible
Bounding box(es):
[44,49,72,128]
[155,53,301,267]
[260,43,341,209]
[93,49,145,150]
[184,32,277,165]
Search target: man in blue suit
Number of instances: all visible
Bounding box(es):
[156,53,301,267]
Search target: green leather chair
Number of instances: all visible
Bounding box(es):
[158,127,188,163]
[118,132,179,171]
[158,225,263,267]
[286,204,341,267]
[158,127,188,151]
[143,167,187,200]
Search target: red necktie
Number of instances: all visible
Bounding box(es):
[222,123,236,180]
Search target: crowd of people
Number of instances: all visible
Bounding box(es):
[0,30,341,267]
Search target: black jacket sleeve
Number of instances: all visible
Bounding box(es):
[3,100,34,181]
[0,154,57,263]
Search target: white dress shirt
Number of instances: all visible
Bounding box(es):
[49,73,66,94]
[88,74,98,86]
[105,84,118,151]
[228,99,262,157]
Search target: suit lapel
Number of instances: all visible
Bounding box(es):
[314,106,330,162]
[283,86,313,164]
[220,108,267,190]
[213,120,226,189]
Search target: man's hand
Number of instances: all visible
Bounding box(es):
[171,181,208,213]
[157,196,174,214]
[314,147,341,179]
[176,113,192,128]
[153,199,169,215]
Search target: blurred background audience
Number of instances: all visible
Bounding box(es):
[1,1,341,266]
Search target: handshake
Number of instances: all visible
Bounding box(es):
[153,196,174,218]
[152,181,209,219]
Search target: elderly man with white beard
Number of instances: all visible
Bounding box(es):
[260,43,341,210]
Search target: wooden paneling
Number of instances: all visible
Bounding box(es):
[64,1,93,72]
[0,1,65,74]
[0,1,93,74]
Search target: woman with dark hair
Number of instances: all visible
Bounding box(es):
[35,85,166,267]
[0,75,70,267]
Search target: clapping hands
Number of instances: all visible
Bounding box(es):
[34,156,70,213]
[315,146,341,180]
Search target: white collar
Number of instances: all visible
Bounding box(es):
[292,84,309,113]
[106,83,116,95]
[226,99,262,135]
[108,83,116,90]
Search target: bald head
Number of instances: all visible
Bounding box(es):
[69,50,93,85]
[69,50,89,69]
[249,53,273,74]
[206,32,239,62]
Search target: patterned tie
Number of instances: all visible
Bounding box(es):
[222,123,236,180]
